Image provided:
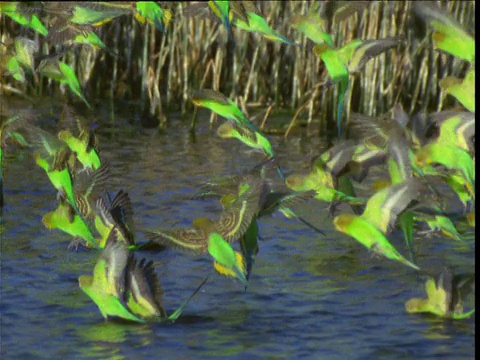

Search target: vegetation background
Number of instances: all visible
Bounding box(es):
[0,1,475,134]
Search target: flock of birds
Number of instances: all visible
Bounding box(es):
[0,1,475,322]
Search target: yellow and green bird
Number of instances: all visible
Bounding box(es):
[439,70,475,113]
[37,57,91,108]
[414,143,474,197]
[123,254,167,320]
[79,237,144,322]
[0,2,47,35]
[95,190,136,248]
[43,2,131,27]
[413,2,475,63]
[145,176,267,254]
[345,143,387,183]
[416,110,475,203]
[26,126,78,211]
[42,200,99,249]
[443,172,474,210]
[208,1,234,41]
[1,37,39,83]
[233,2,295,45]
[194,161,325,235]
[291,6,333,46]
[333,178,427,270]
[286,140,364,211]
[217,121,274,159]
[81,232,207,322]
[429,111,475,153]
[384,131,419,259]
[405,267,475,319]
[134,2,172,33]
[313,37,401,136]
[58,129,101,171]
[415,213,462,241]
[191,89,255,131]
[67,162,110,222]
[46,19,115,55]
[42,2,137,53]
[208,232,248,285]
[124,253,208,321]
[192,89,283,178]
[238,219,259,283]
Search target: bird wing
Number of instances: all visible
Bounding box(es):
[362,178,426,233]
[144,227,209,254]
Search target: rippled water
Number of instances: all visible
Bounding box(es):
[0,108,475,359]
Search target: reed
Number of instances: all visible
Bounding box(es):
[0,1,474,134]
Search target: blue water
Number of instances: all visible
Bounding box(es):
[0,107,475,359]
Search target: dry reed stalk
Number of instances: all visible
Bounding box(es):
[0,1,475,134]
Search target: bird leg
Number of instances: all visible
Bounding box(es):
[67,236,88,252]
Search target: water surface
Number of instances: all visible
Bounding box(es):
[0,107,475,359]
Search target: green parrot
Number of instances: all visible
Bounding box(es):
[191,89,255,131]
[95,190,136,248]
[387,130,464,248]
[0,2,48,35]
[123,255,167,320]
[259,189,326,235]
[405,267,475,319]
[134,2,172,32]
[413,2,475,63]
[430,111,475,153]
[68,162,110,222]
[46,19,115,55]
[414,143,474,197]
[333,178,427,270]
[233,2,295,45]
[73,3,131,26]
[239,218,259,283]
[415,214,462,241]
[345,143,387,183]
[443,172,474,209]
[291,8,333,46]
[208,0,234,41]
[26,126,78,209]
[81,232,207,322]
[42,2,141,53]
[1,37,38,83]
[42,200,99,249]
[57,129,101,171]
[439,69,475,112]
[145,176,267,254]
[192,89,284,179]
[36,57,91,108]
[313,38,401,136]
[208,232,248,285]
[386,131,417,258]
[146,177,269,284]
[193,161,325,235]
[286,140,364,210]
[79,238,144,322]
[34,152,76,205]
[216,121,274,159]
[43,2,131,27]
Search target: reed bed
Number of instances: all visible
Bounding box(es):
[0,1,475,134]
